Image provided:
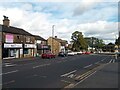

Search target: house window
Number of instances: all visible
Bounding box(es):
[24,49,29,54]
[17,36,20,39]
[26,37,30,42]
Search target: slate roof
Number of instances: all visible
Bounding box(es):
[50,37,68,46]
[1,25,33,36]
[34,35,46,41]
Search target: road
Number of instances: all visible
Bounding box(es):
[1,54,119,89]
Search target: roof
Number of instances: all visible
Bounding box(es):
[34,35,46,41]
[49,37,68,46]
[1,25,33,36]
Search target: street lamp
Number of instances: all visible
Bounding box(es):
[52,25,55,54]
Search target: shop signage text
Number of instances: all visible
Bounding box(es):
[24,44,36,48]
[4,44,22,48]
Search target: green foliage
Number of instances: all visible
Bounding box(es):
[71,31,88,51]
[115,37,120,45]
[96,39,105,48]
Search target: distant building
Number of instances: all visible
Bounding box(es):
[47,36,68,55]
[102,43,115,52]
[1,16,36,59]
[115,30,120,54]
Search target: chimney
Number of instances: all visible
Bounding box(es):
[55,36,57,38]
[3,15,10,27]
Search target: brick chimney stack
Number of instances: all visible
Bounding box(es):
[3,15,10,27]
[55,36,57,38]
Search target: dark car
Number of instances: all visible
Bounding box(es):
[41,52,55,59]
[58,52,67,57]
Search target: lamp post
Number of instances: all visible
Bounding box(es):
[52,25,55,54]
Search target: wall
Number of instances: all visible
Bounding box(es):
[47,37,61,55]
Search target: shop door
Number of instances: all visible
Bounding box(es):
[3,48,9,58]
[10,49,14,57]
[15,49,19,58]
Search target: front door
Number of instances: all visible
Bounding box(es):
[15,49,19,58]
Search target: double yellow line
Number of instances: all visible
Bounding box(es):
[75,63,107,81]
[64,63,108,88]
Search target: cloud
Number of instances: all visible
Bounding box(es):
[0,5,53,39]
[73,1,118,18]
[0,2,118,44]
[75,21,118,44]
[21,3,33,11]
[0,0,119,2]
[73,0,101,16]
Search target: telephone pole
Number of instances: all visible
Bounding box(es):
[52,25,55,54]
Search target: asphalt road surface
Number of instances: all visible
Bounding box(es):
[1,54,119,89]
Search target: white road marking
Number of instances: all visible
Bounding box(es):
[83,64,93,69]
[61,80,71,84]
[5,64,16,67]
[73,71,97,88]
[95,61,99,64]
[33,63,51,69]
[109,59,113,63]
[67,74,76,78]
[61,70,77,77]
[101,59,105,61]
[0,70,18,75]
[113,59,115,63]
[3,80,15,85]
[100,57,107,62]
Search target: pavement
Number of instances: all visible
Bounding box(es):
[2,57,41,62]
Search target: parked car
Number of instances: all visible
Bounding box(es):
[67,52,75,56]
[73,52,78,55]
[82,51,86,54]
[84,51,91,55]
[58,52,67,57]
[77,51,82,55]
[41,52,55,59]
[82,51,91,55]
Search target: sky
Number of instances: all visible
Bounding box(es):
[0,0,119,44]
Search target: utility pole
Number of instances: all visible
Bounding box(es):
[52,25,55,54]
[91,37,93,52]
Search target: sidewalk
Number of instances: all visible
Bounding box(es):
[74,59,119,88]
[2,56,41,62]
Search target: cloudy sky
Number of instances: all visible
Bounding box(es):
[0,0,119,44]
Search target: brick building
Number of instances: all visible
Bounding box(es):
[1,16,36,59]
[47,36,68,55]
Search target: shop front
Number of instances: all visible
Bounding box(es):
[37,44,51,55]
[3,43,22,59]
[24,44,36,58]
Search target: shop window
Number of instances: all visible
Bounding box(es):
[17,36,20,39]
[24,49,29,54]
[26,37,30,43]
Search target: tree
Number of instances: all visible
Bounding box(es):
[96,39,105,49]
[115,37,120,45]
[71,31,88,51]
